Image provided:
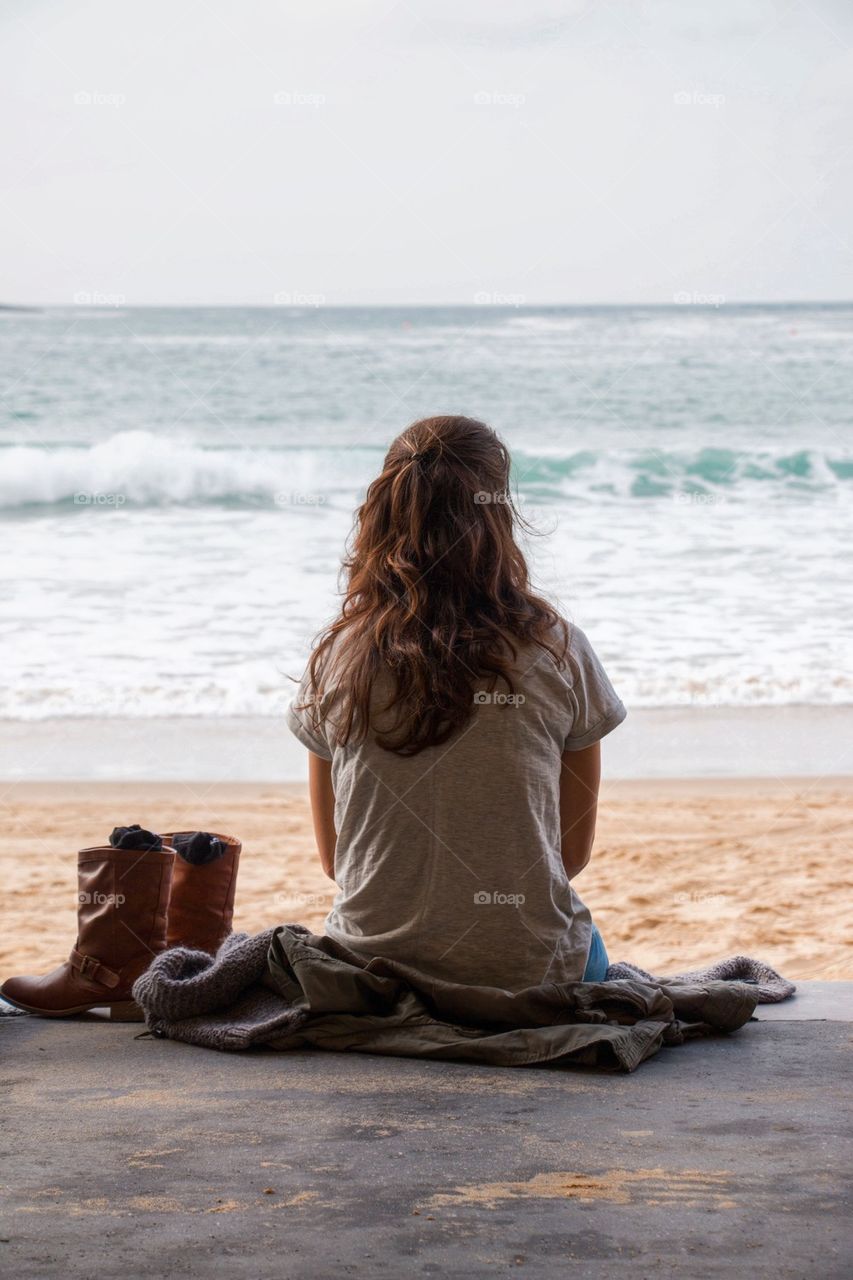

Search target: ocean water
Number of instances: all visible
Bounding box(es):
[1,304,851,720]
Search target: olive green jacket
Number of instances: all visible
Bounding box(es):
[135,925,759,1072]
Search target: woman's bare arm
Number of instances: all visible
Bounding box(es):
[308,753,337,879]
[559,742,601,879]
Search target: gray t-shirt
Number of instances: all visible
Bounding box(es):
[286,624,626,992]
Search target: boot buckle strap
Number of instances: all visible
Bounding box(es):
[71,948,121,990]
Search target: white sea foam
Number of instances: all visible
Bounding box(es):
[0,432,381,508]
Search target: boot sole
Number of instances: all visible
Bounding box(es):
[0,996,144,1022]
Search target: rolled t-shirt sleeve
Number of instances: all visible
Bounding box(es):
[562,625,627,751]
[286,672,333,761]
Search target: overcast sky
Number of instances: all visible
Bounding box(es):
[2,0,852,305]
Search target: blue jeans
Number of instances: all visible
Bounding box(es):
[582,923,609,982]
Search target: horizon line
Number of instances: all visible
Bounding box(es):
[3,298,853,311]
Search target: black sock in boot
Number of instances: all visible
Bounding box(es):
[169,831,225,865]
[108,824,164,852]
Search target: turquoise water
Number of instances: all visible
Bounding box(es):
[1,303,851,716]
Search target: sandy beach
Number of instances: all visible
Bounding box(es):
[2,777,850,983]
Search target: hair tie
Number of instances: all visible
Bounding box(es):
[408,445,439,465]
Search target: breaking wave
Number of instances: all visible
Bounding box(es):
[1,432,851,510]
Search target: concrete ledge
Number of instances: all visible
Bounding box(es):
[2,1000,851,1279]
[752,981,853,1021]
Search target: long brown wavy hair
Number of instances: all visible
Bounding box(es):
[299,415,568,756]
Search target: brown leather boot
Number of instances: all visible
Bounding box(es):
[0,843,174,1021]
[162,831,241,955]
